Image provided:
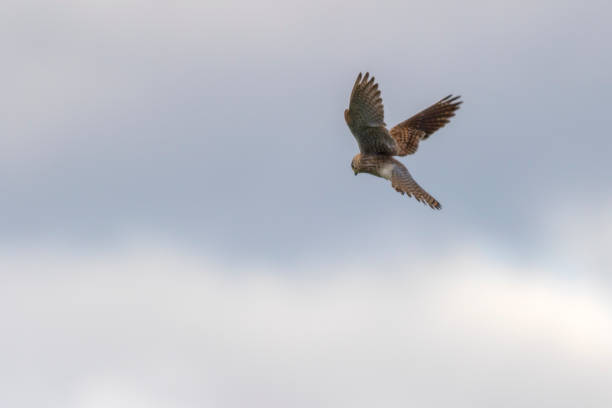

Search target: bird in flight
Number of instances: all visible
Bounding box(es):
[345,72,462,209]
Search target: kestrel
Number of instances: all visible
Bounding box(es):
[345,72,462,209]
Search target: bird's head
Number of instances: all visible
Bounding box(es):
[351,154,361,175]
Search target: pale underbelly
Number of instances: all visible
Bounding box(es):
[378,162,394,180]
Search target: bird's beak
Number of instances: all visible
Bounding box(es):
[354,170,358,176]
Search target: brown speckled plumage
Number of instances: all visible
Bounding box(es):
[345,72,462,210]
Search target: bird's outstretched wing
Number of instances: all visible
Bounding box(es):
[391,161,441,209]
[390,95,462,156]
[345,72,397,155]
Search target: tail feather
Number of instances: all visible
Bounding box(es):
[391,162,441,210]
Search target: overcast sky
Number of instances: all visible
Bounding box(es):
[2,1,612,407]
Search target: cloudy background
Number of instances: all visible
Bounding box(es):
[2,0,612,407]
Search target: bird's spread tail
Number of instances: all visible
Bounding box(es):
[391,163,442,210]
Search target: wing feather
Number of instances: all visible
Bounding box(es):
[345,72,397,155]
[390,95,462,156]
